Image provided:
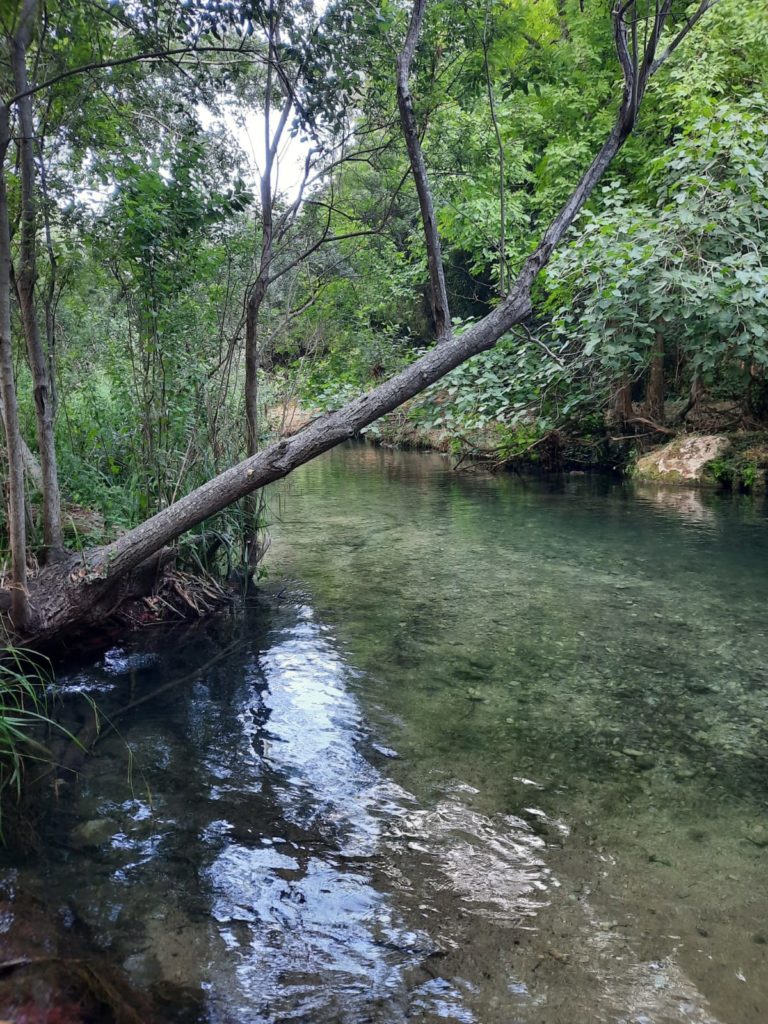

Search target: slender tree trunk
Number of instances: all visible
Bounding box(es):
[613,377,634,424]
[686,373,704,422]
[244,22,292,460]
[245,259,270,457]
[39,145,59,417]
[396,0,451,341]
[11,0,63,560]
[646,332,665,422]
[244,155,273,461]
[0,109,29,629]
[0,389,41,488]
[244,271,268,567]
[241,7,301,567]
[482,27,505,295]
[243,31,292,566]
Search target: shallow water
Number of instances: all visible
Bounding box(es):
[5,444,768,1023]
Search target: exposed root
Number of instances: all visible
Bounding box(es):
[115,566,231,630]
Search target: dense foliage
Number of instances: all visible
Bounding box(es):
[279,0,768,457]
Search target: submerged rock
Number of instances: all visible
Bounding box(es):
[633,434,730,485]
[622,748,655,770]
[745,825,768,848]
[69,817,117,850]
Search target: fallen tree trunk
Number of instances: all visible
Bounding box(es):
[23,289,532,643]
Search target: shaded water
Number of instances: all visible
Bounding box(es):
[5,444,768,1023]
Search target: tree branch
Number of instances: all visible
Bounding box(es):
[3,43,259,109]
[651,0,719,74]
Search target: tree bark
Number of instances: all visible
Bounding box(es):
[0,388,42,488]
[11,0,64,560]
[243,23,293,564]
[482,24,506,295]
[245,276,267,459]
[613,377,634,425]
[646,332,665,422]
[0,109,29,630]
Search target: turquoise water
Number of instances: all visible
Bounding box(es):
[6,444,768,1022]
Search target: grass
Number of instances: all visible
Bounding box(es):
[0,646,81,838]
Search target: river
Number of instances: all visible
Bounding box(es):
[3,444,767,1023]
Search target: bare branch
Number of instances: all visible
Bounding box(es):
[3,43,259,109]
[650,0,720,74]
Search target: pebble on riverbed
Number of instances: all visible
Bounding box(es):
[621,749,656,770]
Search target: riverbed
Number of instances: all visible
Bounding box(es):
[4,444,767,1022]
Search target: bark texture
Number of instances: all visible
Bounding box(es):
[396,0,451,341]
[613,377,634,424]
[647,332,665,422]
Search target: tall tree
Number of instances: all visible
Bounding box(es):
[0,106,28,628]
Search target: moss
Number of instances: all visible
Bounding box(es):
[701,433,768,492]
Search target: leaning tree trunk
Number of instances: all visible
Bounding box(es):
[22,99,637,644]
[24,287,535,642]
[12,0,64,561]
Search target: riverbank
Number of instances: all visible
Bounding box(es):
[269,399,768,490]
[369,412,768,490]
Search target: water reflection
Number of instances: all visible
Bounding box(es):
[199,605,453,1022]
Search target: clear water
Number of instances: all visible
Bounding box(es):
[6,444,768,1023]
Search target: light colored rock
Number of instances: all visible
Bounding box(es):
[633,434,730,485]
